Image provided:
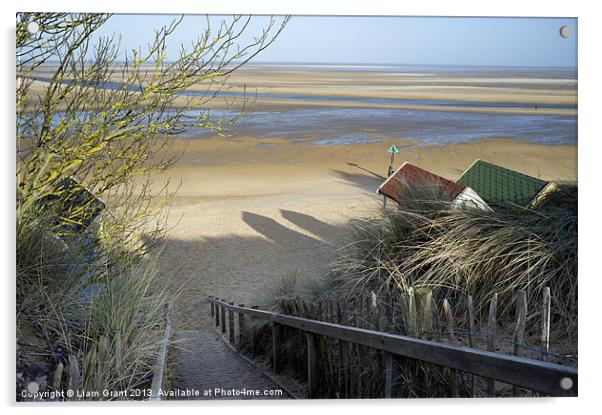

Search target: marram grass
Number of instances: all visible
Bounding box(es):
[331,182,577,338]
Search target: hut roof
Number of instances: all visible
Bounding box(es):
[377,162,466,204]
[456,159,551,208]
[40,177,105,232]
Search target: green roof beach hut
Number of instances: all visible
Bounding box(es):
[456,160,557,208]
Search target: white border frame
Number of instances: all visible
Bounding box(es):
[3,2,599,414]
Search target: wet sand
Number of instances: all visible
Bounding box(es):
[189,66,577,106]
[24,65,577,115]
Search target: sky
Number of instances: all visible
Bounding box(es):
[93,15,577,68]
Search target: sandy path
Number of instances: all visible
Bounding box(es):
[158,166,380,399]
[173,327,291,400]
[153,159,384,397]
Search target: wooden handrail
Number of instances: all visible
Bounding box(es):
[208,297,577,397]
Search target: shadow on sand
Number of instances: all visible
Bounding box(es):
[241,211,326,248]
[279,209,341,243]
[148,210,352,330]
[331,169,384,193]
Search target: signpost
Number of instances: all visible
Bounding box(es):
[387,145,399,177]
[383,145,400,210]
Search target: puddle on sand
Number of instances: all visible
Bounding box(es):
[311,135,384,146]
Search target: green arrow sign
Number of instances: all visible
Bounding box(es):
[387,145,399,154]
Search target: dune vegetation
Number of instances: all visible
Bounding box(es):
[247,181,577,397]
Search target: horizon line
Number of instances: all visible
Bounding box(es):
[33,60,577,69]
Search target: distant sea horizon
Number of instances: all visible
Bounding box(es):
[242,62,577,78]
[34,60,577,73]
[246,61,577,69]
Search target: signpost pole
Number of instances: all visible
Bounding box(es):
[383,145,399,210]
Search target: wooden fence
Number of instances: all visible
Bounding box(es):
[207,295,577,398]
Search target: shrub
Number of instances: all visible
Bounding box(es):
[16,202,169,401]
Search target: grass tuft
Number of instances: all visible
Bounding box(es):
[17,200,170,400]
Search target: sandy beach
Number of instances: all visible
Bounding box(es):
[152,135,577,329]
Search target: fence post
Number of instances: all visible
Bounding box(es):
[430,300,441,391]
[383,352,393,398]
[349,299,357,398]
[511,289,527,396]
[442,298,455,338]
[541,287,551,361]
[336,300,349,398]
[467,295,478,397]
[220,300,226,335]
[431,301,441,341]
[326,301,336,397]
[370,291,380,330]
[272,322,281,373]
[407,288,417,337]
[370,293,382,398]
[228,302,235,344]
[237,304,245,351]
[421,290,433,337]
[443,299,459,397]
[250,306,258,356]
[487,293,498,396]
[214,300,220,327]
[306,332,317,398]
[355,297,364,398]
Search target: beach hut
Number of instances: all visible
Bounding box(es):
[377,162,490,210]
[456,159,557,208]
[39,177,106,233]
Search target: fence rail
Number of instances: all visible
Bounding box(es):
[207,296,577,398]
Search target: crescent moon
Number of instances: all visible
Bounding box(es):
[559,25,571,38]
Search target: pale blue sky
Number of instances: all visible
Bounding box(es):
[94,15,577,67]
